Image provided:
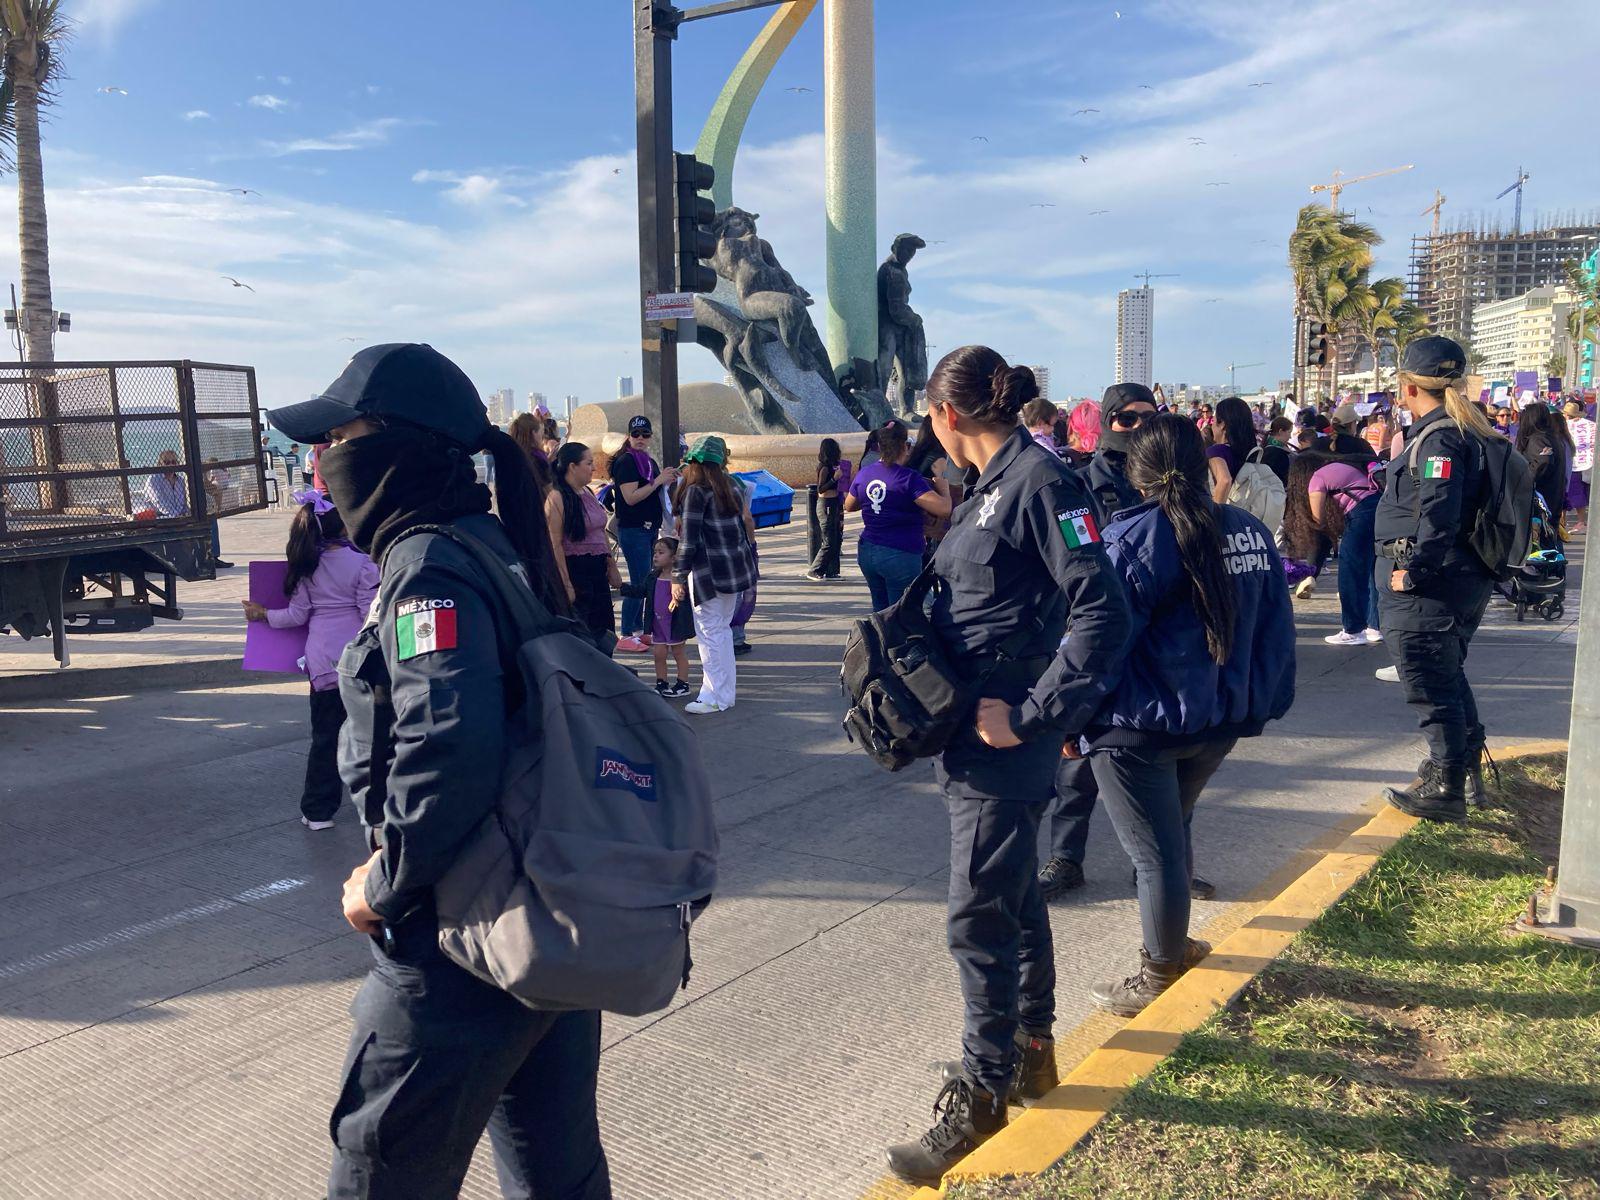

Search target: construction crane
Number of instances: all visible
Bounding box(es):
[1495,166,1531,235]
[1309,164,1414,211]
[1420,189,1447,235]
[1133,271,1178,288]
[1225,361,1265,393]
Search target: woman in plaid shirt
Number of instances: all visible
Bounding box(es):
[671,435,756,714]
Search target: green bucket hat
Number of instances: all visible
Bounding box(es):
[684,434,728,466]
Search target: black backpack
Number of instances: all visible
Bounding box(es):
[840,567,1035,772]
[1405,423,1533,581]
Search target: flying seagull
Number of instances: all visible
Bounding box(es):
[1187,137,1207,145]
[1073,108,1100,116]
[338,336,359,342]
[1138,83,1154,90]
[611,168,622,175]
[225,188,261,197]
[786,86,813,94]
[928,239,947,245]
[1206,181,1231,187]
[1029,202,1057,208]
[1203,298,1221,303]
[1089,209,1111,215]
[221,275,255,292]
[1248,81,1273,88]
[1079,154,1089,164]
[970,135,989,142]
[98,85,128,95]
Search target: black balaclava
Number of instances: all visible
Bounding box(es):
[1099,383,1156,455]
[319,424,491,563]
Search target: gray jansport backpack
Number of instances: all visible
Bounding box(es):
[407,525,719,1017]
[1226,445,1286,531]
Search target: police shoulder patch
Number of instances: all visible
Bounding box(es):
[1420,456,1453,480]
[1055,506,1101,548]
[395,597,458,660]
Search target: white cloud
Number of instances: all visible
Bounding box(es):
[277,76,293,86]
[248,94,291,112]
[74,0,159,36]
[182,110,211,122]
[412,169,527,208]
[265,117,418,156]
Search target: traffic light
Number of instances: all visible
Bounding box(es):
[1305,321,1328,366]
[674,153,717,294]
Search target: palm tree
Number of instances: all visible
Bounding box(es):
[0,1,69,365]
[1562,258,1599,387]
[1350,276,1406,389]
[1388,300,1429,385]
[1288,205,1378,398]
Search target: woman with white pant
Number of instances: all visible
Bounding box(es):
[671,436,756,714]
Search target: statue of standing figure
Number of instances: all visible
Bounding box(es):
[877,233,928,417]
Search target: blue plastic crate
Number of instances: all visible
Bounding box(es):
[733,469,795,530]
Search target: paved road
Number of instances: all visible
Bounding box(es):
[0,510,1581,1199]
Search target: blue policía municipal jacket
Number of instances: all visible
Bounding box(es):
[1085,499,1296,750]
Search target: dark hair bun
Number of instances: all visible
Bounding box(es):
[990,364,1039,422]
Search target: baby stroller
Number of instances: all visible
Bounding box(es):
[1505,493,1567,621]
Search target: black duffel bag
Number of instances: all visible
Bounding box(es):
[840,567,1035,772]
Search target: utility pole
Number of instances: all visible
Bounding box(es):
[635,1,681,458]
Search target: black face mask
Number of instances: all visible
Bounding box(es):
[1100,408,1143,455]
[318,425,491,563]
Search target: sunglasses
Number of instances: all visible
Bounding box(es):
[630,430,652,440]
[1110,410,1148,429]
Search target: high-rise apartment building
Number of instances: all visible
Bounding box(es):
[527,391,548,415]
[1471,286,1574,378]
[1407,217,1600,343]
[1116,287,1154,387]
[618,376,635,399]
[1028,366,1050,402]
[486,388,515,427]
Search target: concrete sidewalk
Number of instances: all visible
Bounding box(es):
[0,513,1582,1200]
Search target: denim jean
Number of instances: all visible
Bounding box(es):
[856,538,922,612]
[616,525,654,636]
[209,519,222,562]
[1089,739,1236,963]
[1337,495,1381,634]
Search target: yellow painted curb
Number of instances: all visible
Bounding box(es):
[895,739,1568,1198]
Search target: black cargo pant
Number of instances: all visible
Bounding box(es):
[303,688,348,822]
[328,919,611,1200]
[810,493,844,577]
[1042,756,1096,865]
[1376,563,1492,768]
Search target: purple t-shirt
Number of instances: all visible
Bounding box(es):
[1309,462,1378,515]
[1206,443,1243,477]
[850,461,931,555]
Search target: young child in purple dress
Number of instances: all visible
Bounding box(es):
[642,536,694,699]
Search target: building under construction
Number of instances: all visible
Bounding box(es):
[1408,212,1600,345]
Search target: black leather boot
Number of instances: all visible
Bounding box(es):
[885,1075,1007,1184]
[1464,745,1498,808]
[1089,939,1210,1018]
[1385,760,1467,823]
[940,1029,1059,1103]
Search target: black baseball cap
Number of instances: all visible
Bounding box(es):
[1101,383,1156,412]
[1400,335,1466,379]
[266,343,490,448]
[628,415,653,437]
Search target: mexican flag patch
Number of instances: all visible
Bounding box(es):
[396,598,458,660]
[1056,507,1101,548]
[1421,456,1452,480]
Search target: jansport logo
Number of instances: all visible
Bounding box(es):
[595,746,658,802]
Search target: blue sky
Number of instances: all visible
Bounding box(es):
[18,0,1600,410]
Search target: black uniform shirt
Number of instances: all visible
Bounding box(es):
[930,426,1130,741]
[1373,406,1483,582]
[337,513,523,922]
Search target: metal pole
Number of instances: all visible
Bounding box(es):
[635,1,681,460]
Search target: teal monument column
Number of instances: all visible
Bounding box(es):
[823,0,878,380]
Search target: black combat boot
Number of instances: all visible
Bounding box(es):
[940,1029,1060,1103]
[885,1075,1007,1185]
[1464,745,1498,808]
[1385,760,1467,823]
[1089,939,1211,1018]
[1038,856,1085,899]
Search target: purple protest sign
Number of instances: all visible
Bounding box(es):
[1514,369,1539,394]
[243,560,308,674]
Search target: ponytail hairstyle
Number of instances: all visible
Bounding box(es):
[553,440,592,544]
[876,419,910,465]
[1400,368,1497,440]
[478,426,570,614]
[283,501,348,596]
[1123,414,1237,665]
[926,345,1038,428]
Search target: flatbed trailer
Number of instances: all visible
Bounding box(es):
[0,360,267,667]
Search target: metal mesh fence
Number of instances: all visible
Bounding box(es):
[0,361,265,542]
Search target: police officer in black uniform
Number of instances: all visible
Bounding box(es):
[1375,335,1496,822]
[268,344,612,1200]
[1038,383,1153,899]
[885,347,1130,1185]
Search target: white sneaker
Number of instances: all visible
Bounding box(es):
[1375,665,1400,682]
[1363,627,1384,643]
[684,700,728,715]
[1293,577,1316,600]
[1324,631,1366,646]
[301,816,335,831]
